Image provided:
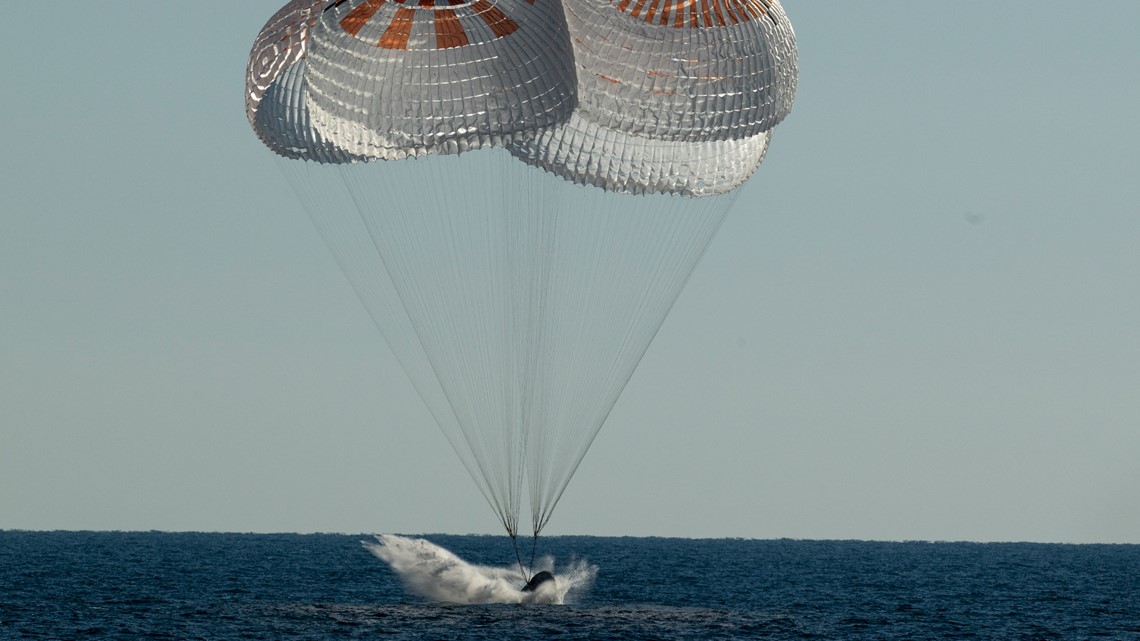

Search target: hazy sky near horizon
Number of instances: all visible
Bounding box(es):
[2,2,1138,543]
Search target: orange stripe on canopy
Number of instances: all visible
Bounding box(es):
[435,8,469,48]
[379,6,416,49]
[472,0,519,38]
[341,0,386,36]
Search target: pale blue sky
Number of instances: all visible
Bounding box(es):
[2,2,1138,543]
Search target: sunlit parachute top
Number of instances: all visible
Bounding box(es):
[247,0,797,195]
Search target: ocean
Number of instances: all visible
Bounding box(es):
[1,531,1137,640]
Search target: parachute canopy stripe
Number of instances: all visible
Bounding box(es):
[339,0,385,35]
[378,7,416,48]
[612,0,773,28]
[333,0,520,49]
[434,8,470,48]
[472,0,520,38]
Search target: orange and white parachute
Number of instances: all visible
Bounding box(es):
[246,0,795,192]
[245,0,797,551]
[247,0,577,160]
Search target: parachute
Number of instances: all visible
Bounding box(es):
[246,0,797,568]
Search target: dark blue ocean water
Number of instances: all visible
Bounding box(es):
[2,532,1138,640]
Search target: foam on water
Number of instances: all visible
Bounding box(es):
[362,534,596,605]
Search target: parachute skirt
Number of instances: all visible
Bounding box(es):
[509,112,772,196]
[254,61,365,163]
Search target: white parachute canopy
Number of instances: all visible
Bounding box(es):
[247,0,797,544]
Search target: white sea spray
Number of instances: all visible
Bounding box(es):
[362,534,596,605]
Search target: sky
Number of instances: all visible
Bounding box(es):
[2,2,1138,544]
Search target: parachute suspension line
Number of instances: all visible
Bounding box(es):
[511,534,529,582]
[336,152,547,538]
[284,148,747,544]
[528,532,539,574]
[524,180,746,537]
[401,155,522,533]
[280,156,520,535]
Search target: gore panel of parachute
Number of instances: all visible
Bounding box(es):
[247,0,361,162]
[246,0,325,128]
[303,0,578,159]
[255,61,366,163]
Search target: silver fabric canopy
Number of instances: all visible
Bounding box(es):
[303,0,578,159]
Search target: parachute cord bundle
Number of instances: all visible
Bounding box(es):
[280,151,742,545]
